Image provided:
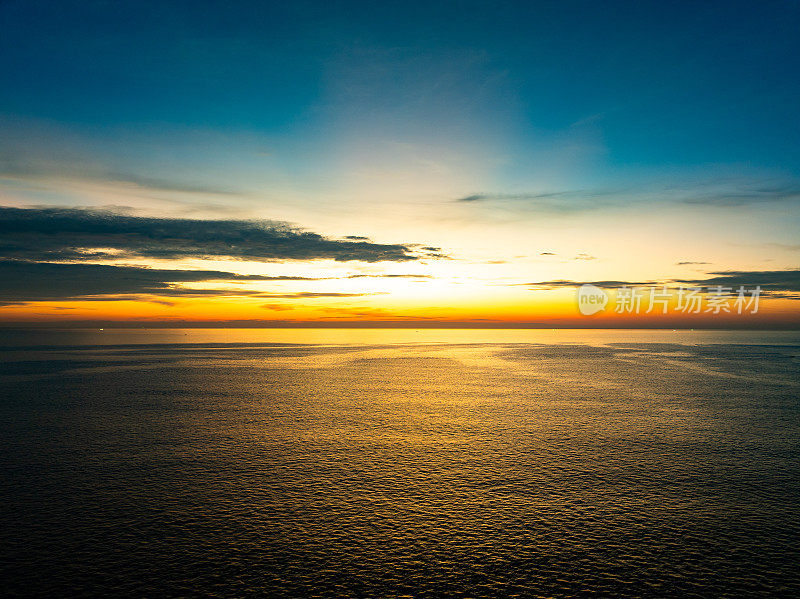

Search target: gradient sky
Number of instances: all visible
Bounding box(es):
[1,0,799,326]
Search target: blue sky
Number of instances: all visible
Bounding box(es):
[3,0,798,168]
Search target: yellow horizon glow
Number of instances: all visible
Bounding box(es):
[2,290,797,327]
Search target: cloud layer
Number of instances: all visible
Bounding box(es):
[0,206,424,263]
[524,269,800,298]
[0,261,383,305]
[455,179,800,212]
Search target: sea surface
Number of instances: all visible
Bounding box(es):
[2,329,799,597]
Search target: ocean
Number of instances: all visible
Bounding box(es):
[2,329,799,597]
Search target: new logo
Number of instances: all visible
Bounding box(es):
[577,284,609,315]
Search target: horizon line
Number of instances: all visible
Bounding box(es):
[1,321,799,331]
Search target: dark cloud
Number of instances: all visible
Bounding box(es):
[540,252,556,256]
[157,290,381,299]
[261,292,383,299]
[677,261,710,265]
[674,269,800,294]
[757,291,800,300]
[250,275,331,281]
[421,252,451,261]
[408,244,448,258]
[0,261,273,304]
[0,261,385,305]
[523,269,800,298]
[0,206,427,262]
[346,273,432,279]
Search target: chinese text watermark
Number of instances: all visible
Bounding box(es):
[577,284,761,316]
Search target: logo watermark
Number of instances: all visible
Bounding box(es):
[576,285,761,316]
[577,284,609,315]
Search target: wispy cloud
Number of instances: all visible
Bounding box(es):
[0,169,242,197]
[346,273,432,279]
[0,119,251,199]
[454,191,613,213]
[680,183,800,207]
[454,178,800,213]
[255,292,384,299]
[521,279,655,289]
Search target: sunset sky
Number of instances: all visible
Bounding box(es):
[1,1,799,327]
